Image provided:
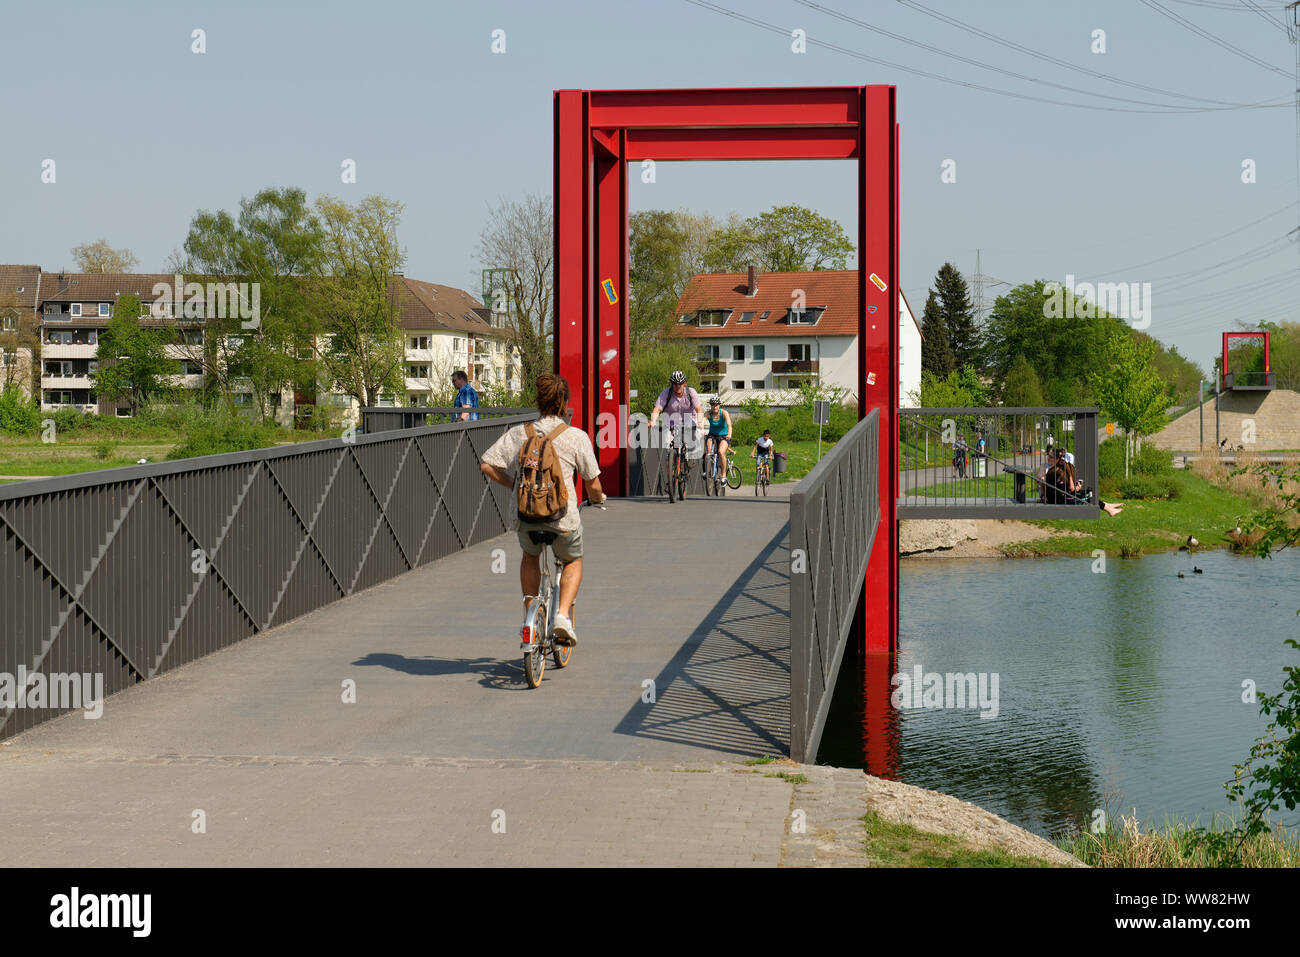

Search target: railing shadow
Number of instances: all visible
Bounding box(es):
[612,522,791,757]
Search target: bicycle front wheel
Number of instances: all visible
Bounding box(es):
[726,464,742,490]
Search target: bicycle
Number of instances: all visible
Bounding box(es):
[703,436,741,496]
[520,501,605,688]
[660,424,691,503]
[754,454,771,495]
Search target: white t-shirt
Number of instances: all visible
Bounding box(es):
[755,436,774,452]
[481,416,600,532]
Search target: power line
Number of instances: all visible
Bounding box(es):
[892,0,1279,107]
[1137,0,1292,78]
[1093,202,1297,274]
[791,0,1271,110]
[682,0,1290,113]
[1236,0,1290,32]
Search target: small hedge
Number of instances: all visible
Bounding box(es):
[1117,475,1180,500]
[1099,437,1173,479]
[166,413,279,460]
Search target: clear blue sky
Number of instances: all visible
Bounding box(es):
[3,0,1297,374]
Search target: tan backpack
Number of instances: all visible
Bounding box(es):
[516,423,569,522]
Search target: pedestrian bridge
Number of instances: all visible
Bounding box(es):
[0,412,876,767]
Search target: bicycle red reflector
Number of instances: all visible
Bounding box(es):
[521,625,533,645]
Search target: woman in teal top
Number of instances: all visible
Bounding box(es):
[704,395,732,480]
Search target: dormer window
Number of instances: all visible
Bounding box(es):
[696,309,731,327]
[787,306,825,326]
[98,303,110,318]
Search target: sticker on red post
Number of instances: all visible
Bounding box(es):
[601,278,618,304]
[867,372,877,385]
[869,273,887,292]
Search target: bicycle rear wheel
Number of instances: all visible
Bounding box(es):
[553,605,573,668]
[523,600,547,688]
[665,450,676,503]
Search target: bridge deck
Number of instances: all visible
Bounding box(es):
[1,489,793,764]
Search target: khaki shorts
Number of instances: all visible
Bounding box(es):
[517,523,583,562]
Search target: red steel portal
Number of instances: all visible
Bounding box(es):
[553,86,899,653]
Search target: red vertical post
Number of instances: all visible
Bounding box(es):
[593,129,629,495]
[553,90,593,437]
[856,86,899,654]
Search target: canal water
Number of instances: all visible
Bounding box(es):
[817,547,1300,840]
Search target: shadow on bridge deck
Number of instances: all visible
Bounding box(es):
[0,486,794,764]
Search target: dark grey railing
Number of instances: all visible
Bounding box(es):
[788,409,880,763]
[0,414,533,740]
[897,407,1099,519]
[361,407,534,432]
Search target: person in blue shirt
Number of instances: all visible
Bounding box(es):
[452,370,479,421]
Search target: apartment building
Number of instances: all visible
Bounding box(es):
[0,265,41,398]
[671,268,922,407]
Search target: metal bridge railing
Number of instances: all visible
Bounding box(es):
[788,408,880,763]
[361,406,535,433]
[897,407,1099,519]
[0,413,535,741]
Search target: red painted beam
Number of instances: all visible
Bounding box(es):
[625,126,858,161]
[553,91,593,441]
[587,86,861,129]
[593,131,628,495]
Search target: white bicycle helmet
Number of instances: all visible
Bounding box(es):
[669,370,687,384]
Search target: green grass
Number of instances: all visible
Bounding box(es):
[1056,815,1300,868]
[765,771,809,784]
[910,473,1022,499]
[1004,470,1253,557]
[743,756,778,766]
[862,812,1059,867]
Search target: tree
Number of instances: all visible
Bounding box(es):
[313,195,408,408]
[1088,331,1168,478]
[93,296,180,413]
[933,263,979,371]
[628,209,719,346]
[71,240,139,273]
[629,340,701,417]
[1001,353,1045,407]
[182,186,324,417]
[0,291,39,394]
[476,194,553,401]
[702,204,853,273]
[919,289,954,378]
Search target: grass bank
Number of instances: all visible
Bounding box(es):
[863,812,1059,867]
[1056,814,1300,867]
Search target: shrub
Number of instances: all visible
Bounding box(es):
[52,406,87,434]
[166,411,279,461]
[93,440,118,461]
[1132,442,1173,476]
[1101,436,1173,479]
[1117,475,1180,500]
[0,387,41,434]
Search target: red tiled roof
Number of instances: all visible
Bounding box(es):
[393,277,503,335]
[671,270,859,338]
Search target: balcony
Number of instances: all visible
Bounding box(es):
[41,373,94,390]
[696,358,726,378]
[42,342,98,359]
[771,360,820,375]
[1221,371,1276,391]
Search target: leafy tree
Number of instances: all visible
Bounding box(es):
[93,296,180,414]
[477,193,553,402]
[70,240,139,273]
[1001,354,1045,407]
[628,209,719,346]
[702,204,852,273]
[1261,321,1300,392]
[0,291,39,394]
[1087,331,1167,478]
[919,289,954,378]
[182,187,324,418]
[933,263,980,372]
[313,195,408,408]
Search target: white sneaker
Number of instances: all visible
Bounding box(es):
[552,613,577,647]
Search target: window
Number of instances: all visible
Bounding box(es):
[732,345,745,361]
[89,361,99,374]
[140,301,153,318]
[1,348,15,367]
[98,303,110,318]
[759,311,770,321]
[738,312,754,323]
[753,344,765,361]
[453,337,465,352]
[732,380,745,390]
[1,315,14,331]
[696,309,730,327]
[88,330,97,345]
[700,344,720,359]
[787,306,824,325]
[788,343,811,361]
[71,303,82,317]
[116,406,133,417]
[751,380,764,389]
[406,364,429,378]
[268,394,281,408]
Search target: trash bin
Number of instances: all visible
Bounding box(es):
[773,451,788,474]
[974,457,986,477]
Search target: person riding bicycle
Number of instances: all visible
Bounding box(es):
[480,372,605,647]
[703,395,732,481]
[752,429,775,476]
[649,370,705,461]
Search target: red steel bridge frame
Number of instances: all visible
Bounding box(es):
[1221,331,1271,383]
[553,86,900,653]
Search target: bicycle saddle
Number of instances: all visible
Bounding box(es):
[527,530,559,545]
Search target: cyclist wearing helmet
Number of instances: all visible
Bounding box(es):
[649,370,705,435]
[703,395,732,480]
